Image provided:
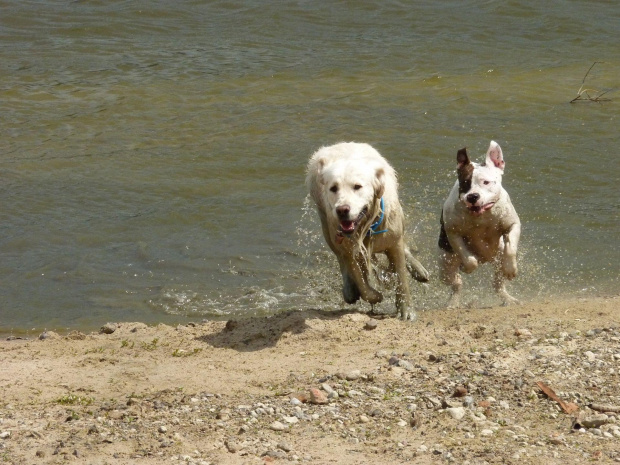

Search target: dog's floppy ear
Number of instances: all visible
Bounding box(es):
[373,167,385,199]
[315,157,328,185]
[456,147,470,169]
[485,140,505,171]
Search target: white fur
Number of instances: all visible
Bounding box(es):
[440,141,521,308]
[306,142,429,320]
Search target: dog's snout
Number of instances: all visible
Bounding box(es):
[336,205,350,219]
[466,193,480,204]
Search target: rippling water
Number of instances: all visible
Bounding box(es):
[1,0,618,334]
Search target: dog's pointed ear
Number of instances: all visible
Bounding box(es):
[485,140,505,171]
[373,167,385,199]
[456,147,470,169]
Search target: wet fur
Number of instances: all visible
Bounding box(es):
[439,141,521,308]
[306,142,429,320]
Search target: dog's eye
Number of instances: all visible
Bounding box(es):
[353,184,363,190]
[330,185,338,193]
[483,180,491,185]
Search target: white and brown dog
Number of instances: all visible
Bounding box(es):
[439,141,521,308]
[306,142,429,320]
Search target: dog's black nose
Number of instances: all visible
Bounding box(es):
[466,193,480,204]
[336,205,350,219]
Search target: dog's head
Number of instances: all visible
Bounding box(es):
[456,141,505,216]
[317,157,385,235]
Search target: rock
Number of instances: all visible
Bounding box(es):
[365,319,378,330]
[270,421,287,431]
[38,331,59,340]
[320,383,335,394]
[514,328,532,338]
[345,370,362,381]
[99,323,117,334]
[453,385,468,397]
[158,425,168,433]
[0,432,10,439]
[480,429,494,436]
[277,441,293,452]
[397,360,414,371]
[225,439,241,453]
[446,407,466,420]
[308,388,328,405]
[359,415,370,423]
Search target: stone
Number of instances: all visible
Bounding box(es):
[308,388,328,405]
[365,319,379,330]
[270,421,287,431]
[345,370,362,381]
[446,407,466,420]
[453,385,468,397]
[99,323,117,334]
[277,441,293,452]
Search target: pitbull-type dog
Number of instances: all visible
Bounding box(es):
[439,141,521,308]
[306,142,429,320]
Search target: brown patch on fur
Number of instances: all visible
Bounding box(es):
[457,148,473,195]
[438,210,453,253]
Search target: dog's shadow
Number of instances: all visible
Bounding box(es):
[195,307,383,352]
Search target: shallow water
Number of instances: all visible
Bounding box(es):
[1,0,618,335]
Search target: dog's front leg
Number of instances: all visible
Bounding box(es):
[346,255,383,305]
[502,222,520,279]
[447,233,478,273]
[339,259,361,304]
[386,244,415,320]
[440,251,463,308]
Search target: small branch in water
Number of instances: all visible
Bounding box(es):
[570,62,613,103]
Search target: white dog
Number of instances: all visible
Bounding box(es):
[306,142,429,320]
[439,141,521,308]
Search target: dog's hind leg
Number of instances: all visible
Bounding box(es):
[405,247,430,283]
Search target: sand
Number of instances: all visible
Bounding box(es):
[1,295,619,464]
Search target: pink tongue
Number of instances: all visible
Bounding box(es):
[340,220,355,232]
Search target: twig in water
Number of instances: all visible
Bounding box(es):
[570,62,613,103]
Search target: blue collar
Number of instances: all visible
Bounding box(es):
[367,197,388,236]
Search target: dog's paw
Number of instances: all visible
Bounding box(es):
[460,256,478,274]
[500,291,520,306]
[502,258,518,279]
[365,289,383,305]
[399,308,418,321]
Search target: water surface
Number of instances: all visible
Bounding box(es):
[1,0,618,334]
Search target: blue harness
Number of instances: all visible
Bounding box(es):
[367,197,388,236]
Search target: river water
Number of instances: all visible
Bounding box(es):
[1,0,618,334]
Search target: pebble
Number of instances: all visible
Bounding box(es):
[480,429,494,436]
[446,407,466,420]
[308,388,328,405]
[277,441,293,452]
[397,360,414,371]
[270,421,287,431]
[0,432,10,439]
[365,319,379,330]
[99,323,117,334]
[38,331,59,340]
[345,370,362,381]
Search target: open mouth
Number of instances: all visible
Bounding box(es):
[339,207,368,235]
[467,202,495,216]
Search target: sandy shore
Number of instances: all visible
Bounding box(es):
[1,296,619,464]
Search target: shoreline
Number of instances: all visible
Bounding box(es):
[1,295,619,464]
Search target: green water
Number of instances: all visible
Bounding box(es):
[1,0,618,334]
